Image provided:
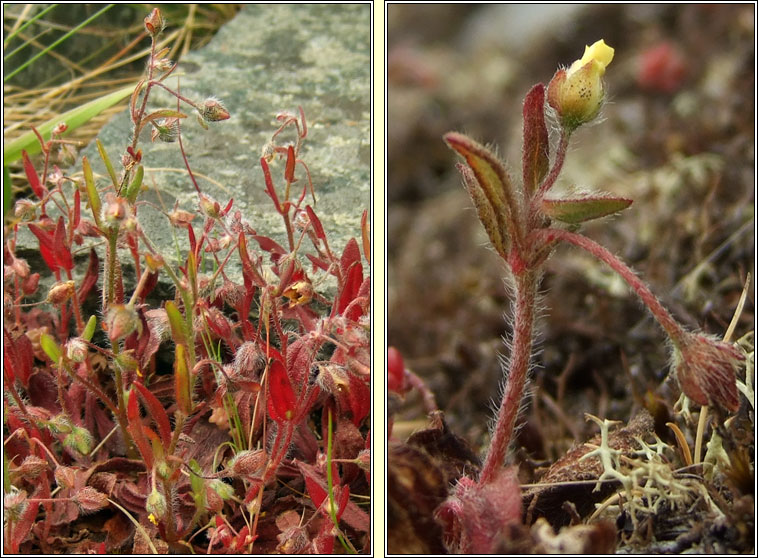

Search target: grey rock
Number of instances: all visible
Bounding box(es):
[19,4,370,297]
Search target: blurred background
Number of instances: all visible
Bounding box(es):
[387,4,754,457]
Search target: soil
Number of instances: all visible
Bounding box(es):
[387,4,754,554]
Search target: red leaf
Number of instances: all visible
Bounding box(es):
[305,253,330,272]
[4,329,34,387]
[222,198,234,217]
[187,224,196,255]
[27,223,60,273]
[339,238,361,279]
[77,249,100,303]
[522,83,550,195]
[254,235,286,256]
[285,144,296,182]
[22,150,46,200]
[132,381,172,448]
[267,358,296,422]
[387,346,406,393]
[303,468,328,509]
[336,485,350,520]
[125,390,154,470]
[336,262,363,317]
[53,216,73,272]
[305,205,326,241]
[346,372,370,426]
[261,157,282,213]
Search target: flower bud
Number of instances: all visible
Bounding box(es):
[14,456,48,478]
[64,425,94,455]
[210,479,235,501]
[168,208,195,228]
[14,199,37,221]
[66,337,89,363]
[52,122,68,135]
[4,488,28,521]
[48,414,73,435]
[547,39,614,131]
[229,449,267,477]
[146,488,167,521]
[74,486,109,513]
[47,280,76,305]
[144,8,165,37]
[10,256,30,279]
[198,193,221,219]
[22,272,41,295]
[145,251,165,272]
[151,119,179,143]
[105,304,141,342]
[672,332,744,412]
[101,194,129,229]
[199,97,230,122]
[54,465,77,489]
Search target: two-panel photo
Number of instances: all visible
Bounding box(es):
[1,3,754,556]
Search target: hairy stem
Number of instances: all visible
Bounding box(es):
[537,228,685,344]
[479,271,537,485]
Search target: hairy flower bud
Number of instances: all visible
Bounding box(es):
[671,332,744,412]
[64,425,94,455]
[73,486,108,513]
[144,8,165,37]
[547,39,614,131]
[199,97,230,122]
[105,304,141,342]
[14,456,48,478]
[229,449,267,478]
[46,280,76,304]
[14,198,37,221]
[101,194,129,229]
[152,119,179,143]
[66,337,89,363]
[146,488,167,522]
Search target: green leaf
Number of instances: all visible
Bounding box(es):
[96,139,119,190]
[4,85,136,164]
[164,301,187,347]
[444,132,522,249]
[82,315,97,342]
[125,165,144,203]
[82,156,102,228]
[40,333,62,364]
[541,195,632,224]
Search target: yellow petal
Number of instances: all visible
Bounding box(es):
[568,40,614,77]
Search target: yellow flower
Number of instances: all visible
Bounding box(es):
[547,40,615,131]
[567,40,614,77]
[148,513,158,525]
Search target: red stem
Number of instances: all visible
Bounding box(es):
[535,228,685,344]
[536,131,569,199]
[478,271,537,485]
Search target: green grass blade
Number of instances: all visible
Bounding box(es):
[3,4,58,50]
[4,4,114,83]
[3,166,12,216]
[3,84,135,164]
